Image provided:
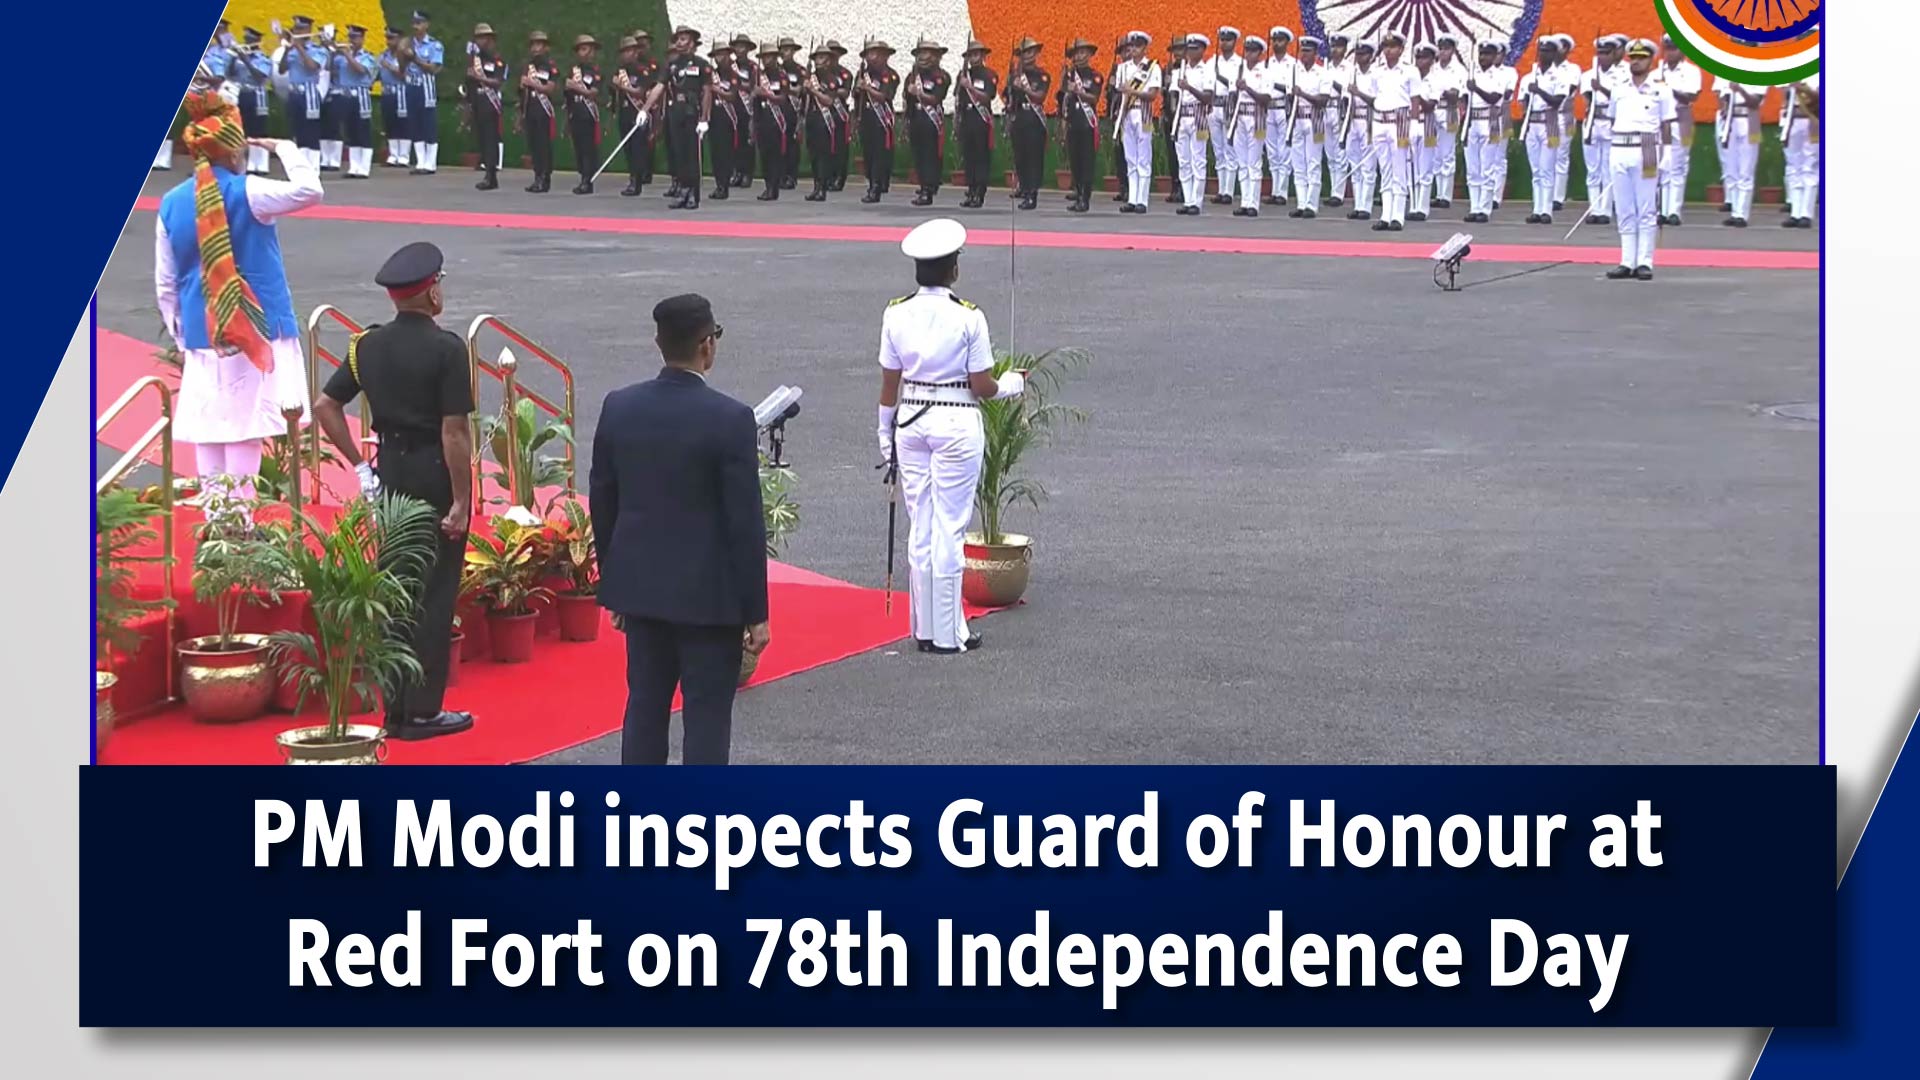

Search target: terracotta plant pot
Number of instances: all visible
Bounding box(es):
[534,574,571,637]
[457,601,489,660]
[276,723,387,765]
[446,631,465,687]
[488,611,538,663]
[96,671,117,754]
[178,634,277,723]
[963,533,1033,609]
[460,152,479,167]
[557,594,602,642]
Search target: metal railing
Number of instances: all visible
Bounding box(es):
[302,305,373,504]
[464,314,578,503]
[95,376,178,703]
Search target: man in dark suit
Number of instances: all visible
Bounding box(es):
[590,294,770,765]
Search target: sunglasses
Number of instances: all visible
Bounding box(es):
[705,323,724,343]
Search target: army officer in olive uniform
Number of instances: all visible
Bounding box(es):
[313,241,476,741]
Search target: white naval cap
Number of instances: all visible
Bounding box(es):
[1185,33,1209,49]
[1269,26,1293,41]
[1217,25,1240,39]
[901,218,966,261]
[1479,37,1508,54]
[1126,30,1150,47]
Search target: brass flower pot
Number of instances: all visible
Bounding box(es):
[276,723,388,765]
[963,533,1033,608]
[178,634,276,724]
[95,671,117,753]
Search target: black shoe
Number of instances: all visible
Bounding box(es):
[1606,264,1634,280]
[1112,191,1126,202]
[1388,221,1403,231]
[862,187,881,204]
[1288,208,1305,218]
[711,187,729,200]
[1243,207,1256,217]
[733,174,750,188]
[1588,214,1610,225]
[1667,215,1683,226]
[1433,198,1452,208]
[757,187,778,200]
[1553,200,1564,211]
[912,192,933,207]
[687,189,701,210]
[665,184,683,198]
[476,177,498,191]
[1164,193,1181,204]
[1068,199,1087,213]
[573,181,593,195]
[1234,207,1251,217]
[1539,213,1553,225]
[927,634,985,655]
[1297,208,1316,219]
[1794,217,1815,229]
[1634,266,1654,281]
[806,185,826,202]
[621,183,641,196]
[1724,216,1746,228]
[1408,211,1427,222]
[410,167,431,176]
[386,711,476,741]
[1493,200,1502,210]
[1263,196,1283,206]
[782,176,798,190]
[539,176,553,192]
[915,638,933,653]
[1211,194,1233,205]
[1019,196,1038,210]
[1780,216,1798,228]
[1371,220,1390,231]
[1347,210,1366,220]
[525,179,543,193]
[1720,201,1733,213]
[1325,195,1344,207]
[668,193,688,209]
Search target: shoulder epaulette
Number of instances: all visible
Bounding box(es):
[888,293,915,307]
[346,330,367,383]
[949,294,978,310]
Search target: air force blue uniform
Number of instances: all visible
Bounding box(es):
[406,30,445,171]
[326,34,377,174]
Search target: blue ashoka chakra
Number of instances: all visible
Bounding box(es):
[1689,1,1822,47]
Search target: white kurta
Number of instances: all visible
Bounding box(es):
[154,142,324,445]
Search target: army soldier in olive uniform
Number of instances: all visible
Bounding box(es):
[466,24,507,190]
[664,28,714,210]
[853,41,902,203]
[954,41,999,208]
[614,34,662,196]
[565,35,606,194]
[829,42,855,190]
[519,31,560,193]
[1005,37,1051,210]
[313,242,475,743]
[779,38,808,189]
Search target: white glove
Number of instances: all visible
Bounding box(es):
[696,121,710,137]
[877,405,897,461]
[992,371,1026,400]
[354,462,381,498]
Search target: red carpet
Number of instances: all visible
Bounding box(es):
[127,196,1819,271]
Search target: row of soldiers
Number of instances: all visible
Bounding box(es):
[176,19,1821,228]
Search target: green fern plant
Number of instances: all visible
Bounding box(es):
[759,455,800,559]
[973,347,1090,545]
[96,489,175,668]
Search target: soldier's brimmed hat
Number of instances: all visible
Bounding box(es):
[385,26,402,38]
[574,34,599,48]
[1602,33,1630,49]
[914,39,948,57]
[758,41,781,57]
[964,40,991,56]
[375,241,443,296]
[1067,38,1096,57]
[1015,36,1041,53]
[1270,26,1293,42]
[1551,33,1575,50]
[732,33,755,49]
[778,36,799,50]
[708,40,731,57]
[827,40,848,55]
[291,15,315,36]
[472,23,493,37]
[619,36,637,50]
[634,30,651,41]
[411,10,431,23]
[812,43,836,59]
[673,26,700,41]
[901,218,966,261]
[1662,33,1677,48]
[1625,38,1657,60]
[244,26,265,43]
[347,25,366,36]
[864,40,896,57]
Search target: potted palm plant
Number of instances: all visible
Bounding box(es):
[464,514,554,663]
[548,498,602,643]
[741,456,800,687]
[269,494,441,764]
[966,347,1090,608]
[95,489,175,750]
[180,493,292,723]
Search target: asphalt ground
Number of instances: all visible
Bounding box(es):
[101,166,1820,765]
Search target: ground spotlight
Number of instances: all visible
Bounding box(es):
[1432,233,1473,292]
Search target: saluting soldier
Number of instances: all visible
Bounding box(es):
[1602,39,1676,281]
[854,41,902,204]
[1285,35,1329,215]
[234,29,276,174]
[905,40,953,207]
[280,17,329,170]
[953,41,998,208]
[564,35,605,194]
[614,34,662,197]
[828,42,855,190]
[706,41,746,203]
[1429,34,1467,208]
[1655,35,1701,226]
[1519,36,1571,224]
[519,31,559,193]
[1581,34,1627,225]
[404,11,445,175]
[751,41,791,201]
[878,220,1025,655]
[313,241,476,744]
[780,38,808,189]
[1780,73,1819,228]
[1059,39,1102,213]
[465,26,505,190]
[1461,38,1515,223]
[664,27,714,210]
[378,28,412,167]
[328,26,377,178]
[731,35,760,189]
[1004,38,1049,210]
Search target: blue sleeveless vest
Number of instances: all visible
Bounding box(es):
[158,169,300,349]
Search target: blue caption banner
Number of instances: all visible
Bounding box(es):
[81,765,1834,1027]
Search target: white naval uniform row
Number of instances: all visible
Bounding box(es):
[1257,54,1299,203]
[1362,58,1418,226]
[1421,59,1468,208]
[1605,73,1677,271]
[1336,59,1373,205]
[879,286,1015,653]
[1285,61,1330,208]
[1655,58,1703,219]
[1461,63,1516,216]
[1170,63,1210,207]
[153,142,323,483]
[1715,79,1769,221]
[1227,61,1271,210]
[1782,74,1821,221]
[1205,51,1246,199]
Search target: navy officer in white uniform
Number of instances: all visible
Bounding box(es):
[876,219,1025,654]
